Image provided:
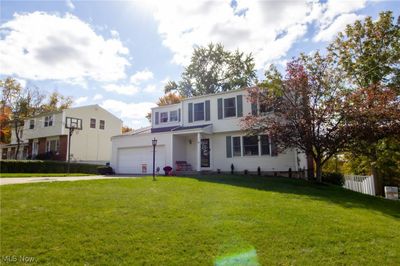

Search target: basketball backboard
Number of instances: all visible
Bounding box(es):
[65,117,83,130]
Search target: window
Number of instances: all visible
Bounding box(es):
[44,116,53,127]
[100,120,105,130]
[29,120,34,129]
[232,136,241,157]
[194,103,204,121]
[243,136,259,156]
[90,118,96,128]
[260,135,270,155]
[46,139,59,153]
[160,112,168,123]
[224,97,236,118]
[170,110,178,122]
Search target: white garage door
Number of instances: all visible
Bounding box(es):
[117,146,166,174]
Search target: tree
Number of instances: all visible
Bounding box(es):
[122,126,133,133]
[1,77,73,159]
[40,91,73,113]
[165,43,257,97]
[328,11,400,194]
[0,105,11,143]
[146,93,183,122]
[0,78,44,159]
[242,53,349,182]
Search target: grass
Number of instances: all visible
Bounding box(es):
[0,173,94,178]
[1,175,399,265]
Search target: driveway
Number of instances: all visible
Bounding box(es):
[0,175,141,186]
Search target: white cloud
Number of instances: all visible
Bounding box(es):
[130,69,154,85]
[65,0,75,10]
[101,99,156,126]
[145,0,323,69]
[0,12,129,82]
[314,13,365,42]
[75,96,88,105]
[320,0,366,27]
[93,94,103,100]
[143,84,158,93]
[143,0,367,69]
[103,84,140,95]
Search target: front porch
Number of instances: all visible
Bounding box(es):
[171,125,213,172]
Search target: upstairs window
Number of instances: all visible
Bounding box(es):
[90,118,96,128]
[44,116,53,127]
[170,110,178,122]
[243,136,259,156]
[224,97,236,118]
[29,119,35,129]
[160,112,168,123]
[194,103,204,121]
[100,120,105,130]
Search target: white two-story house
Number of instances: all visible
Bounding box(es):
[111,88,307,174]
[1,105,122,164]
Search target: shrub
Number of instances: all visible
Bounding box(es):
[244,169,248,175]
[1,160,101,174]
[97,166,114,175]
[322,172,344,186]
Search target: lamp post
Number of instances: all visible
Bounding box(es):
[152,138,157,181]
[67,127,75,174]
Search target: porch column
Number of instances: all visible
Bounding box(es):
[197,132,201,171]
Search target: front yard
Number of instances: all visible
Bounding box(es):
[1,175,399,265]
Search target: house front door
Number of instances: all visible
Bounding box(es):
[200,138,210,168]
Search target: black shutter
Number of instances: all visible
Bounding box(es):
[188,103,193,123]
[271,136,278,156]
[218,98,223,119]
[155,112,159,125]
[178,108,181,122]
[226,136,232,158]
[205,100,210,121]
[237,95,243,117]
[251,103,257,116]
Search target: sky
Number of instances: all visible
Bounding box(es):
[0,0,398,128]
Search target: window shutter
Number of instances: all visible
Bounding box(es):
[251,103,257,116]
[205,100,210,121]
[217,98,223,119]
[226,136,232,158]
[271,137,278,156]
[155,112,159,125]
[237,95,243,117]
[178,108,181,122]
[188,103,193,123]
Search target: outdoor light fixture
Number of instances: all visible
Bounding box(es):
[152,138,157,181]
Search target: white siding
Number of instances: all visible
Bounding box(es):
[64,105,122,162]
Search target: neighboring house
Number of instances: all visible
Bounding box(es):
[1,105,122,164]
[111,88,308,174]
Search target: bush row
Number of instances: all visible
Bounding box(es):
[322,172,344,186]
[1,160,102,174]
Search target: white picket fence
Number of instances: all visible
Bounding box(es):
[343,175,375,196]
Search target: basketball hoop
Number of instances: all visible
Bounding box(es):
[65,117,82,173]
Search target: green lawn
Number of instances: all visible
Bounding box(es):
[1,175,399,265]
[0,173,94,178]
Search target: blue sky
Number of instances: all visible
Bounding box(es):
[0,0,398,128]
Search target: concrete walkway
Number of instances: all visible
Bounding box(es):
[0,175,141,186]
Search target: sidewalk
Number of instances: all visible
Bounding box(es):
[0,175,140,185]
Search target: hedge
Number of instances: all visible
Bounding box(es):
[322,172,344,186]
[1,160,102,174]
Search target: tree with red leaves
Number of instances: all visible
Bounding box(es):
[242,53,349,182]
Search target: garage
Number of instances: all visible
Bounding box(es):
[117,146,166,174]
